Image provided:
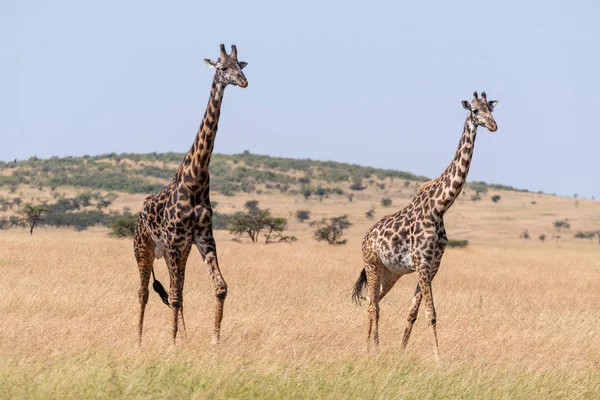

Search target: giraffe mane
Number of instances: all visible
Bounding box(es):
[417,177,442,193]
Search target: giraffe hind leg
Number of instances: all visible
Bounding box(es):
[401,283,423,352]
[137,265,152,346]
[364,263,382,348]
[135,231,154,346]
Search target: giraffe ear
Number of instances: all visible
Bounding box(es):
[462,100,471,110]
[238,61,248,70]
[488,100,498,111]
[204,58,217,68]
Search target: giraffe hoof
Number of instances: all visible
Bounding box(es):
[211,335,220,345]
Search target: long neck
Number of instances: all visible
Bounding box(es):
[176,74,225,189]
[432,117,478,215]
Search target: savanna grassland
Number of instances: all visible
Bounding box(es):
[1,153,599,399]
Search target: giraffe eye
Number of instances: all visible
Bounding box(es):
[472,109,479,114]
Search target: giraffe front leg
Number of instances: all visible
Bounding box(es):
[206,252,227,345]
[417,267,440,361]
[196,230,227,345]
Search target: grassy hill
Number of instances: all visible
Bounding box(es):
[0,151,598,244]
[0,151,531,197]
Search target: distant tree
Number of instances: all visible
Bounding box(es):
[228,201,295,244]
[471,194,482,201]
[404,181,411,188]
[491,195,501,203]
[264,217,296,244]
[381,197,392,207]
[295,210,311,223]
[96,199,112,210]
[302,188,312,200]
[365,208,375,220]
[553,219,570,232]
[539,234,546,242]
[109,214,138,238]
[17,204,48,235]
[0,215,23,230]
[312,215,352,245]
[314,186,326,201]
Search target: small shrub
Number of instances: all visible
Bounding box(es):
[491,195,501,203]
[381,197,392,207]
[574,231,596,239]
[108,214,138,238]
[295,210,311,223]
[471,194,481,201]
[302,188,311,200]
[539,234,546,242]
[365,208,375,219]
[447,239,469,248]
[350,181,366,191]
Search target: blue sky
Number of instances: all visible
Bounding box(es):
[5,1,600,198]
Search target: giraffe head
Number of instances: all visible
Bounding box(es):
[462,91,498,132]
[204,44,248,88]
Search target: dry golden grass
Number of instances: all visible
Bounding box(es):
[1,187,600,398]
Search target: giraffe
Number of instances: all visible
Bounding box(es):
[134,44,248,345]
[352,91,498,360]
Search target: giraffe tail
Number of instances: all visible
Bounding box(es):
[351,268,367,305]
[151,268,170,307]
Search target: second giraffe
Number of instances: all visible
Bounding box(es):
[352,91,499,360]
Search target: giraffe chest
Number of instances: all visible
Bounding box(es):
[141,199,211,258]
